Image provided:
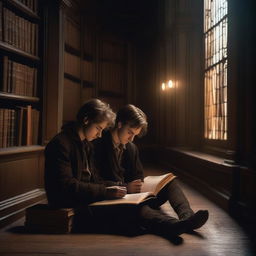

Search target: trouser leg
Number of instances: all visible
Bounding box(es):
[155,179,194,220]
[138,204,188,237]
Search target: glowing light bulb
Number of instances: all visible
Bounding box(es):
[168,80,173,88]
[161,82,166,91]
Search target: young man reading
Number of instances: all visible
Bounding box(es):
[44,99,127,231]
[94,104,209,237]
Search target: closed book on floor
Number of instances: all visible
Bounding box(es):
[25,204,74,233]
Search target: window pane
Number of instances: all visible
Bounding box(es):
[204,0,228,140]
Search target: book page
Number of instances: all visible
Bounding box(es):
[89,192,154,206]
[141,173,176,195]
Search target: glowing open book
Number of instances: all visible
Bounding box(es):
[89,172,176,206]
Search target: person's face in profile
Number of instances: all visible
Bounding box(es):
[84,121,108,141]
[117,123,142,145]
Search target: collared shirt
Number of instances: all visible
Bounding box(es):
[81,140,92,180]
[112,140,126,166]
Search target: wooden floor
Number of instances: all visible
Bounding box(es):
[0,167,255,256]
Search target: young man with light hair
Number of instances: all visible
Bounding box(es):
[94,104,209,237]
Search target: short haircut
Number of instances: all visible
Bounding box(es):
[76,98,115,128]
[116,104,148,137]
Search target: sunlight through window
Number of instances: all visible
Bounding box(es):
[204,0,228,140]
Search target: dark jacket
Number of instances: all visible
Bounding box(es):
[93,131,144,185]
[44,122,107,208]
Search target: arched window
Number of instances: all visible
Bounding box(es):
[204,0,228,140]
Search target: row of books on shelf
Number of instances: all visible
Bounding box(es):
[1,55,38,97]
[17,0,38,13]
[0,106,39,148]
[0,4,38,55]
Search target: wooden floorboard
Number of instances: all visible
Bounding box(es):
[0,167,255,256]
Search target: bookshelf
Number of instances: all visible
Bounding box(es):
[0,0,42,149]
[0,0,137,228]
[0,0,46,228]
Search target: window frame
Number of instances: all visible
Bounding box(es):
[202,0,236,158]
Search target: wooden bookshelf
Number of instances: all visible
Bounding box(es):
[0,41,40,61]
[0,0,45,228]
[0,145,44,156]
[0,0,42,149]
[3,0,40,20]
[0,91,40,102]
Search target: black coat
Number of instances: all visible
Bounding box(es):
[93,131,144,185]
[44,123,107,208]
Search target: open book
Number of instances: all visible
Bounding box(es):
[89,172,176,206]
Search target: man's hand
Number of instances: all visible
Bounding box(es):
[106,186,127,199]
[127,179,142,193]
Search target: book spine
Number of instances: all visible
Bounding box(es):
[26,105,32,145]
[18,13,21,49]
[21,17,25,52]
[3,7,6,42]
[14,13,18,48]
[16,62,21,95]
[10,9,14,46]
[34,23,38,56]
[27,19,30,53]
[21,106,27,145]
[23,18,27,53]
[3,109,8,148]
[6,9,11,45]
[24,64,27,96]
[10,109,15,146]
[6,109,11,147]
[21,63,25,95]
[33,68,37,96]
[7,59,12,93]
[34,110,39,144]
[17,107,23,146]
[12,61,16,94]
[2,56,9,92]
[31,23,35,55]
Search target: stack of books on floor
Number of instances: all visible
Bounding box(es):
[25,204,74,233]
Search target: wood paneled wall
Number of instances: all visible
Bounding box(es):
[135,0,203,148]
[1,0,254,230]
[0,148,45,228]
[136,0,256,225]
[63,7,136,119]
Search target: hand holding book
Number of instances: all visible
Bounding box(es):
[106,186,127,199]
[90,173,177,207]
[127,179,142,193]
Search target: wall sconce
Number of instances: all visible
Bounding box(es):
[167,80,173,88]
[161,80,174,91]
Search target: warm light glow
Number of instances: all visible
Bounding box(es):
[161,82,166,90]
[204,0,228,140]
[168,80,173,88]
